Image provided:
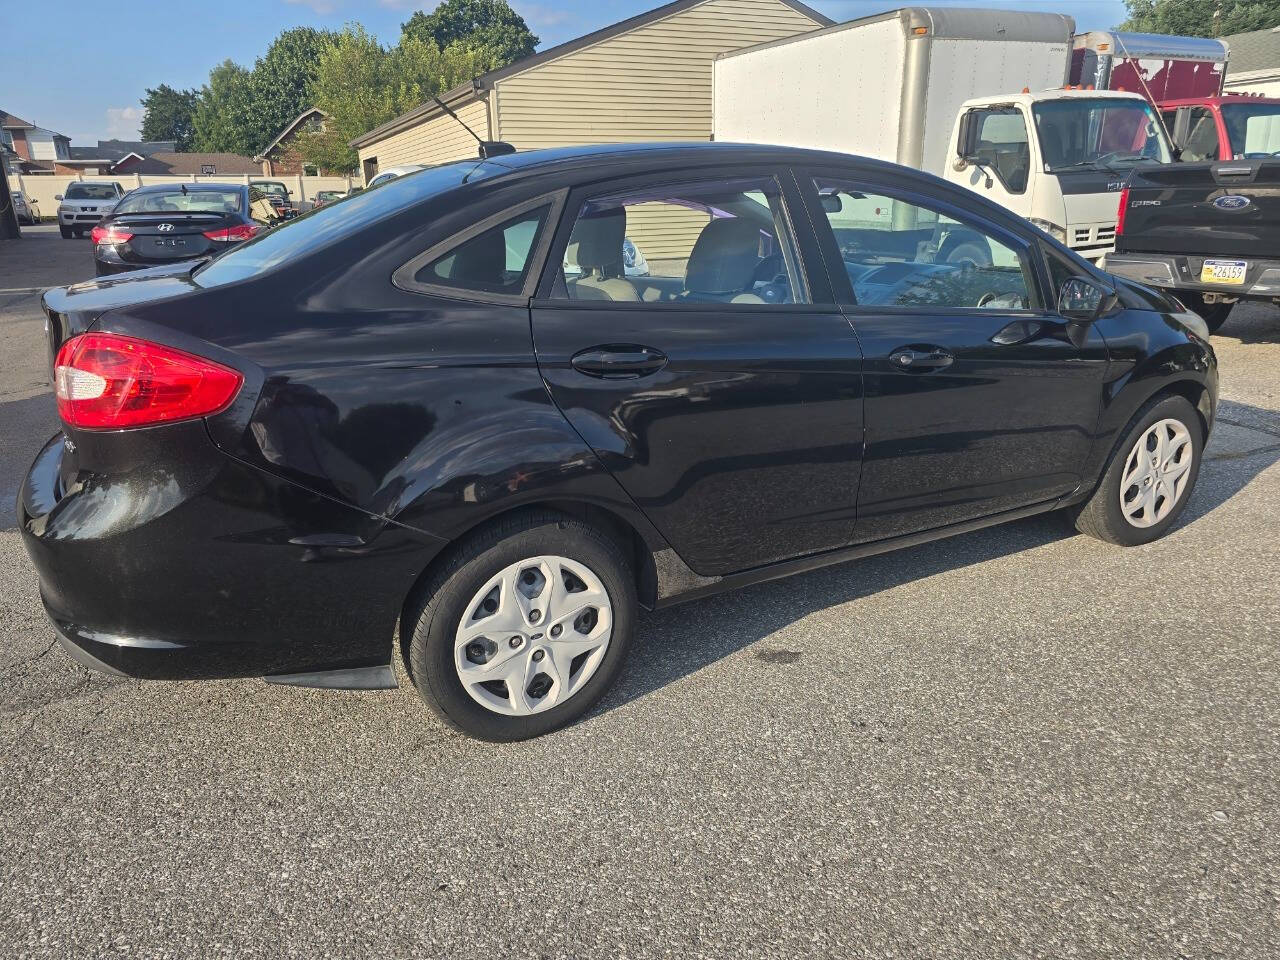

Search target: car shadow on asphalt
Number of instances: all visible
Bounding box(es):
[1216,304,1280,345]
[602,398,1280,717]
[0,392,57,532]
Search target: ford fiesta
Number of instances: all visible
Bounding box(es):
[22,143,1217,741]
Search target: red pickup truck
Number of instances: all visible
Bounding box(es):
[1157,95,1280,162]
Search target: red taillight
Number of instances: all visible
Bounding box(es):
[203,223,260,242]
[90,224,133,245]
[54,333,243,430]
[1116,187,1129,237]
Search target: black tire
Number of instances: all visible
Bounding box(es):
[59,225,72,239]
[72,228,84,238]
[1182,292,1233,334]
[1070,393,1204,546]
[406,510,636,741]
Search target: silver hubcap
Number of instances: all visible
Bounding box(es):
[454,555,612,717]
[1120,418,1194,528]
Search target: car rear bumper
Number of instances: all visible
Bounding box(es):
[1103,252,1280,300]
[19,428,445,682]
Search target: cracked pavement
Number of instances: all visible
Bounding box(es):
[1,225,1279,958]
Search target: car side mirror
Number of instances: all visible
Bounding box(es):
[1058,276,1109,321]
[54,194,62,201]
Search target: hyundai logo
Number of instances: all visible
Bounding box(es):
[157,222,174,232]
[1213,195,1251,210]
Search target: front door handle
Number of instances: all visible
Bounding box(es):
[570,344,668,379]
[889,346,955,371]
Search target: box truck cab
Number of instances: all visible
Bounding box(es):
[713,7,1181,262]
[1157,95,1280,162]
[949,89,1172,260]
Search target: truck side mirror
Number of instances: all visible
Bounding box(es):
[54,194,63,201]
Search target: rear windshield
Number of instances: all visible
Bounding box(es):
[64,184,119,200]
[115,189,243,215]
[195,161,495,288]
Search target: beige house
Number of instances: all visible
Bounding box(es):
[352,0,830,179]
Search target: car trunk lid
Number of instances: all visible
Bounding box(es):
[110,213,232,261]
[1117,159,1280,257]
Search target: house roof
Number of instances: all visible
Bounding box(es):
[127,152,261,175]
[350,0,833,148]
[255,107,329,160]
[1,109,35,129]
[1223,25,1280,75]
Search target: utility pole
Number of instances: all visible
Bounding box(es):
[0,155,20,240]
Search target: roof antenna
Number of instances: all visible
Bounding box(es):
[432,96,516,159]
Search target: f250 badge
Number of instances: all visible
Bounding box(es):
[1213,195,1252,210]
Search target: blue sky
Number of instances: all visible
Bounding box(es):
[1,0,1129,145]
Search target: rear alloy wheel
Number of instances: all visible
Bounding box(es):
[1070,394,1204,546]
[407,512,635,741]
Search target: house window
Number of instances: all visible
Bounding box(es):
[200,163,216,175]
[303,164,318,176]
[1,130,13,150]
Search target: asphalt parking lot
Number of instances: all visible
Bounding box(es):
[1,223,1278,958]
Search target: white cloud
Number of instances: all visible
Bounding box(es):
[104,106,143,141]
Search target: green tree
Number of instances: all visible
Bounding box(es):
[191,60,254,154]
[401,0,538,70]
[242,27,339,154]
[140,84,198,150]
[1119,0,1280,36]
[299,26,487,174]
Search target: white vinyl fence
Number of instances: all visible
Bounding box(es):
[15,173,358,215]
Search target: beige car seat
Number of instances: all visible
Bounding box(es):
[566,209,640,302]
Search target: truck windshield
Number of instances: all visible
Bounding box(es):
[1221,102,1280,158]
[1032,98,1171,171]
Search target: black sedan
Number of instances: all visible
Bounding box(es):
[90,182,273,275]
[24,143,1217,741]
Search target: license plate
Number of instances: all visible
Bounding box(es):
[155,238,186,247]
[1201,259,1247,284]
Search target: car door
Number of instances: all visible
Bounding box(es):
[530,168,865,578]
[799,171,1110,543]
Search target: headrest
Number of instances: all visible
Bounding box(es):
[568,208,626,271]
[685,217,762,295]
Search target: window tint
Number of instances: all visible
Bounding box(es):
[813,179,1035,310]
[1222,102,1280,157]
[64,184,119,200]
[968,108,1030,193]
[115,189,242,215]
[413,206,550,295]
[194,160,496,288]
[553,177,806,305]
[1181,107,1219,163]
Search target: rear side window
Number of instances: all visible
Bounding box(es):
[193,161,497,288]
[411,206,549,295]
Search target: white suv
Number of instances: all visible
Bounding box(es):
[57,181,125,238]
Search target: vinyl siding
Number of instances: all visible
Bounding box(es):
[357,98,491,173]
[495,0,821,258]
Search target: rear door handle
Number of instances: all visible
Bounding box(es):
[570,345,668,379]
[889,346,954,371]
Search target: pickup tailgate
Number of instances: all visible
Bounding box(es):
[1117,160,1280,258]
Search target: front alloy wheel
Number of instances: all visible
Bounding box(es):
[1119,419,1194,528]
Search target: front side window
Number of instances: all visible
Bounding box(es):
[1181,107,1220,163]
[1221,102,1280,158]
[553,177,807,305]
[967,108,1031,193]
[813,179,1035,311]
[411,205,550,296]
[1033,98,1172,171]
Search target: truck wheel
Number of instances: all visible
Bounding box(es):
[59,225,72,239]
[1069,394,1203,547]
[1182,293,1232,334]
[406,510,636,741]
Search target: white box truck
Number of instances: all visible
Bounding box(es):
[713,7,1178,261]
